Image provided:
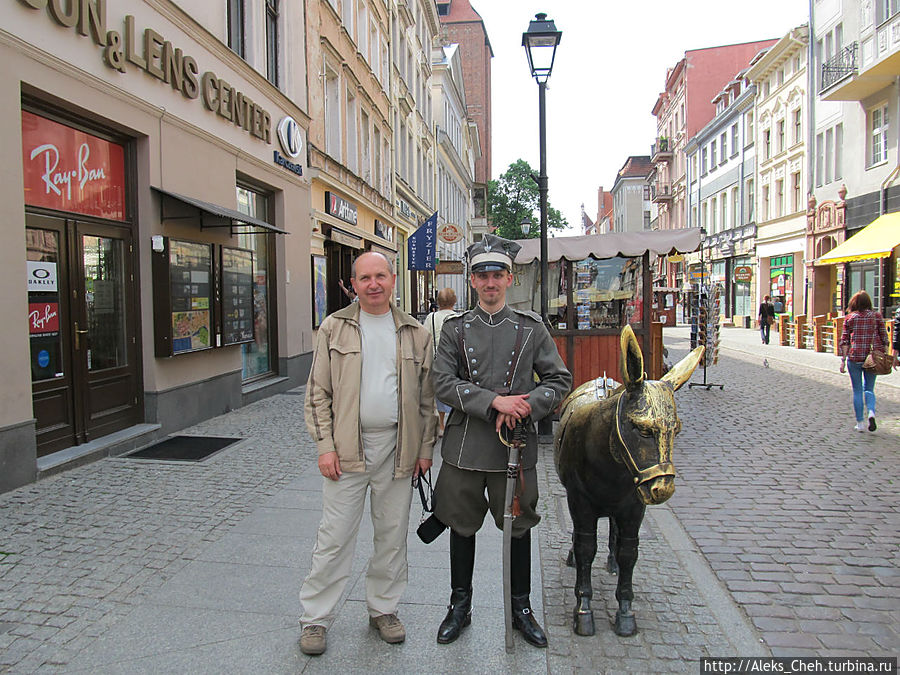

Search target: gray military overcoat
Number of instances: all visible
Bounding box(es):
[433,304,573,471]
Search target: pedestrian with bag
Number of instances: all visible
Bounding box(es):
[423,287,458,436]
[300,252,437,655]
[430,234,572,648]
[758,295,775,344]
[838,290,890,432]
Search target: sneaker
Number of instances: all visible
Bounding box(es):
[868,414,877,432]
[300,624,326,655]
[854,421,866,432]
[369,613,406,644]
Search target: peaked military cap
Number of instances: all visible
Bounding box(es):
[468,233,521,272]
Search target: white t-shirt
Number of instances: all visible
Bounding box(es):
[358,309,398,433]
[424,308,456,352]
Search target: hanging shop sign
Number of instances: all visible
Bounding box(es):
[20,1,274,144]
[325,192,358,226]
[733,265,752,283]
[436,260,464,274]
[408,212,437,270]
[22,111,126,221]
[437,222,463,244]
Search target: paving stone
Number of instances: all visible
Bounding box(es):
[1,327,897,671]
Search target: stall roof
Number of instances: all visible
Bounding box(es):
[817,212,900,265]
[513,228,702,264]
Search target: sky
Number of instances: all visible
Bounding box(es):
[472,0,811,235]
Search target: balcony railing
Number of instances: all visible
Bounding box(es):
[651,138,672,164]
[650,181,673,202]
[820,42,858,93]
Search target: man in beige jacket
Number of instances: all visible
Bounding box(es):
[300,251,437,656]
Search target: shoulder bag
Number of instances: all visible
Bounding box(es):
[863,343,893,375]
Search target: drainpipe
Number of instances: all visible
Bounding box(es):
[806,0,816,317]
[874,76,900,312]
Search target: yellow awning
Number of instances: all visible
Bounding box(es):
[817,212,900,264]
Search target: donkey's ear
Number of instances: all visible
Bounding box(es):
[619,324,644,390]
[661,345,704,391]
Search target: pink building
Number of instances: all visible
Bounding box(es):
[650,40,776,286]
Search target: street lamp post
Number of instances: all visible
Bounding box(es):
[522,13,561,326]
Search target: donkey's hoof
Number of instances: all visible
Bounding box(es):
[614,611,637,637]
[565,548,575,567]
[573,610,595,636]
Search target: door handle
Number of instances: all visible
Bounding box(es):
[74,322,88,350]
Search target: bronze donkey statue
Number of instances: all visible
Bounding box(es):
[554,325,703,637]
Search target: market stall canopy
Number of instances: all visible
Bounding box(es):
[513,228,702,264]
[817,212,900,265]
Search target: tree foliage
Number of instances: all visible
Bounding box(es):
[487,159,568,239]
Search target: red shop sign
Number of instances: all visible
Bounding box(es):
[21,111,126,221]
[29,302,59,335]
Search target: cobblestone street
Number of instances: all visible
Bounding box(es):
[0,327,897,672]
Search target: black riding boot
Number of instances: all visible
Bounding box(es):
[437,530,475,644]
[510,530,547,648]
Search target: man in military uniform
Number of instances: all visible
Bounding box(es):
[431,233,572,647]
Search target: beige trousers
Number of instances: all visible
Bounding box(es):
[299,431,413,626]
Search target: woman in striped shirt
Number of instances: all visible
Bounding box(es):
[838,291,890,432]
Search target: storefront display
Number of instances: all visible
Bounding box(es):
[152,238,258,357]
[769,254,793,315]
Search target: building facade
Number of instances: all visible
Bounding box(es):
[392,0,439,315]
[686,71,759,320]
[6,0,314,491]
[748,25,810,319]
[432,43,476,309]
[813,0,900,317]
[437,0,491,241]
[651,40,777,291]
[306,0,399,316]
[611,156,653,234]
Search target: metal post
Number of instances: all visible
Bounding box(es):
[538,80,549,327]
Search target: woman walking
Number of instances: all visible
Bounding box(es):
[838,291,890,432]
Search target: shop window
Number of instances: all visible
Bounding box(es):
[236,185,277,381]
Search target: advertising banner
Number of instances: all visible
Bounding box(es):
[21,111,126,221]
[408,212,438,270]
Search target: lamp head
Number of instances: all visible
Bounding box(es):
[520,216,532,235]
[522,13,561,83]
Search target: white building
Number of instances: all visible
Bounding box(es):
[431,43,477,309]
[813,0,900,316]
[685,70,758,320]
[747,25,810,318]
[611,156,653,234]
[392,0,439,314]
